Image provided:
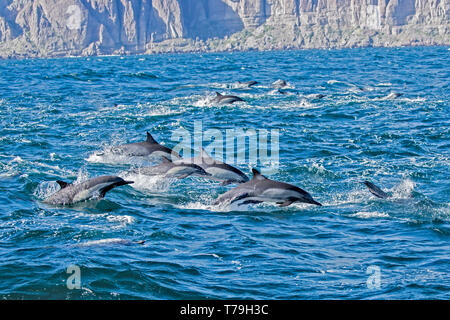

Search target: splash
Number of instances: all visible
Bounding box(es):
[390,179,415,199]
[351,211,389,219]
[121,171,174,192]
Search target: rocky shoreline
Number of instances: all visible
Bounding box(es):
[0,0,448,59]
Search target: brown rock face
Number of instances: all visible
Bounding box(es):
[0,0,448,58]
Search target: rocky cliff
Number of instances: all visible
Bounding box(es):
[0,0,448,58]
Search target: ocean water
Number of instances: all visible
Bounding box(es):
[0,47,448,299]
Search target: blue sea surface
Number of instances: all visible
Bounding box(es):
[0,47,448,299]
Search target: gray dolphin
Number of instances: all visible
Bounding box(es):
[108,132,180,159]
[272,79,288,88]
[75,238,145,247]
[238,80,258,88]
[176,148,249,185]
[214,168,322,207]
[362,181,390,199]
[211,92,245,105]
[132,156,210,179]
[381,92,403,100]
[44,176,133,205]
[306,93,325,100]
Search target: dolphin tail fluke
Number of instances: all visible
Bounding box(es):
[362,181,389,199]
[99,179,133,198]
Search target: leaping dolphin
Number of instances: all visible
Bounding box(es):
[238,80,258,88]
[362,181,390,199]
[211,92,245,105]
[44,176,133,205]
[132,156,210,179]
[272,79,288,88]
[108,132,181,160]
[381,92,403,100]
[306,93,325,100]
[175,148,249,185]
[214,168,322,207]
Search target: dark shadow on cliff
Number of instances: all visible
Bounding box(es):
[179,0,244,40]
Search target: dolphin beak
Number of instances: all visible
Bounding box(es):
[124,180,134,185]
[310,199,322,206]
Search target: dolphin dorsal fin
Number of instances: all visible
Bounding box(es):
[251,168,267,180]
[215,92,222,96]
[56,180,70,189]
[146,132,157,144]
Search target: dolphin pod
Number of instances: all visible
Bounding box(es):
[44,78,403,207]
[44,130,399,207]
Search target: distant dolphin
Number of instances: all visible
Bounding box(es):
[306,93,325,100]
[272,79,288,88]
[44,176,133,205]
[176,148,249,185]
[362,181,390,199]
[381,92,403,100]
[75,238,145,247]
[238,80,258,88]
[214,168,322,207]
[108,132,180,160]
[132,156,210,179]
[212,92,245,105]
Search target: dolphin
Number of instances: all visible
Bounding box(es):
[381,92,403,100]
[176,148,249,185]
[44,176,133,205]
[306,93,325,100]
[75,238,145,247]
[272,79,288,88]
[132,156,210,179]
[214,168,322,207]
[108,132,180,160]
[362,181,390,199]
[211,92,245,105]
[238,80,258,88]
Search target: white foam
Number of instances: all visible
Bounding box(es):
[351,211,389,219]
[34,181,60,200]
[106,215,135,225]
[390,179,415,199]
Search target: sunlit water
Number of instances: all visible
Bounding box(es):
[0,47,448,299]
